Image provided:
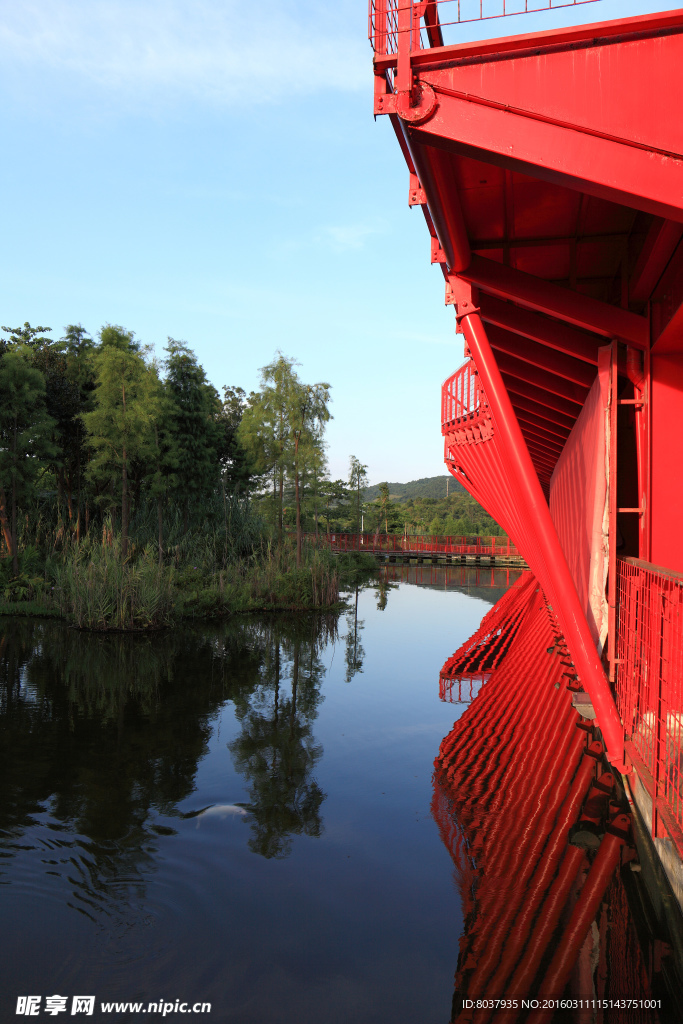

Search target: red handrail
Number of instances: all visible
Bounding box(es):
[302,532,520,558]
[369,0,603,55]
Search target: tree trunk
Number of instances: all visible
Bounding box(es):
[76,437,82,542]
[11,474,18,576]
[64,470,74,522]
[294,437,301,567]
[183,499,189,537]
[157,496,164,567]
[11,419,18,575]
[0,484,13,555]
[278,464,284,547]
[121,380,128,558]
[314,471,319,538]
[121,446,129,559]
[57,466,63,522]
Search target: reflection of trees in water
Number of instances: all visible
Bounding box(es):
[0,612,339,927]
[344,586,365,682]
[229,615,337,859]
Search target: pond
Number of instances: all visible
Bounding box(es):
[1,567,516,1023]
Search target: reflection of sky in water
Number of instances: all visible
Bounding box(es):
[0,583,493,1023]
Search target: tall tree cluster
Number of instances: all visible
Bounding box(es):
[237,355,332,564]
[0,322,258,567]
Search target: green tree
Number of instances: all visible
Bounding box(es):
[443,515,459,536]
[320,478,351,534]
[217,386,259,495]
[348,456,368,534]
[289,380,330,565]
[0,349,57,572]
[59,325,97,534]
[164,339,222,534]
[371,482,402,534]
[0,322,52,352]
[144,371,178,563]
[429,515,444,536]
[238,355,331,558]
[238,354,296,544]
[82,326,159,558]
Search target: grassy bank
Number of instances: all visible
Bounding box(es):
[0,536,376,630]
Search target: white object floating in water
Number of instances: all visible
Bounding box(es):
[194,804,248,828]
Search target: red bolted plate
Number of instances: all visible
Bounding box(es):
[396,83,438,125]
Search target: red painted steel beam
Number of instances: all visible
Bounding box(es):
[629,217,683,303]
[493,349,588,406]
[519,431,565,462]
[456,257,647,347]
[412,73,683,224]
[479,294,602,366]
[457,304,627,768]
[503,379,580,424]
[515,410,570,443]
[510,395,575,433]
[507,387,577,428]
[519,425,564,455]
[486,323,597,389]
[426,147,471,272]
[523,443,559,470]
[402,133,461,272]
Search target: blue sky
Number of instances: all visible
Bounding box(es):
[0,0,674,483]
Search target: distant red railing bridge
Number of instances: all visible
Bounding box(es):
[305,532,525,564]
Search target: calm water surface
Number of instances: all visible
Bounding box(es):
[1,569,516,1023]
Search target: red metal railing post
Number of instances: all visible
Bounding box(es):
[395,0,412,94]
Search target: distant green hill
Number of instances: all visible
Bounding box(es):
[364,475,464,503]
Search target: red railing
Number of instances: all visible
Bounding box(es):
[441,359,496,445]
[306,532,522,558]
[442,359,485,428]
[615,556,683,853]
[369,0,603,55]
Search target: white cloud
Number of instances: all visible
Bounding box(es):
[0,0,367,107]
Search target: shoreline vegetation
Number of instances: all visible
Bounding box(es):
[0,322,501,631]
[0,533,377,629]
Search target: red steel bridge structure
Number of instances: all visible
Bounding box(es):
[369,0,683,1006]
[310,531,524,562]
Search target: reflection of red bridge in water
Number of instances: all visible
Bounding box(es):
[434,573,666,1019]
[369,0,683,1009]
[310,533,525,565]
[381,562,523,592]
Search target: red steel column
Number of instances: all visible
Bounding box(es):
[458,305,626,770]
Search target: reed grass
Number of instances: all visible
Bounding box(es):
[52,537,176,630]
